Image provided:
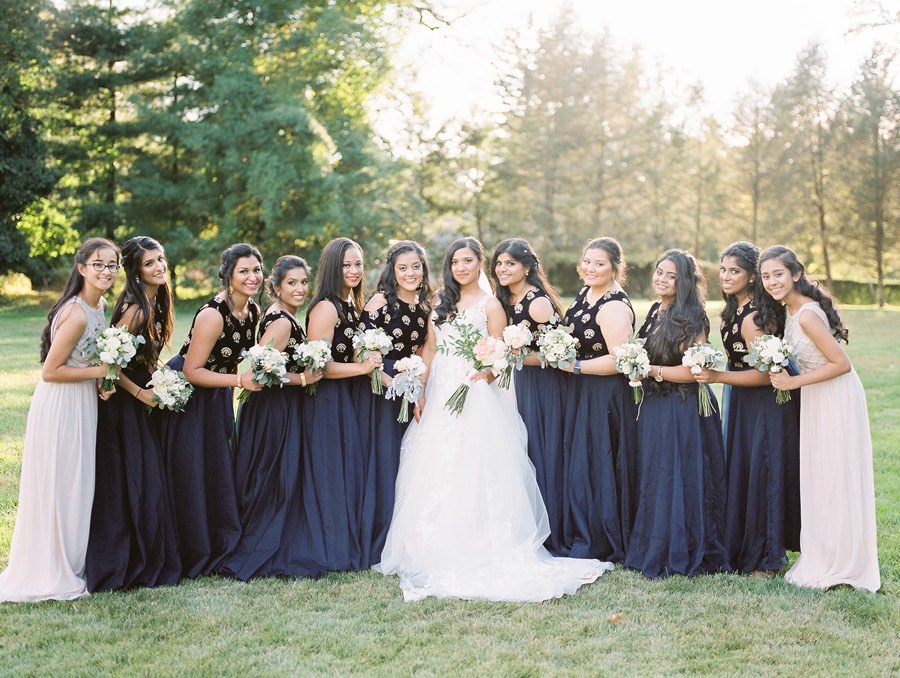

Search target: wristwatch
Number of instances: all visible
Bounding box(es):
[654,365,664,382]
[573,360,582,375]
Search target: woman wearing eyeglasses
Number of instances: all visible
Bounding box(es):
[0,238,120,602]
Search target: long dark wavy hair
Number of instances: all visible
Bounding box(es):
[40,237,120,363]
[490,238,562,314]
[719,241,766,331]
[757,245,848,342]
[111,236,174,367]
[375,240,433,315]
[266,255,310,304]
[308,237,365,323]
[434,237,485,326]
[580,236,628,285]
[644,249,710,367]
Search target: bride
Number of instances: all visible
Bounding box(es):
[375,237,612,602]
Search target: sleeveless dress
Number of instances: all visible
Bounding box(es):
[720,301,800,573]
[0,296,105,602]
[561,287,637,562]
[222,310,317,579]
[159,296,258,578]
[504,289,569,555]
[299,297,367,572]
[624,301,730,578]
[359,297,429,568]
[782,302,879,592]
[375,294,613,602]
[86,303,181,591]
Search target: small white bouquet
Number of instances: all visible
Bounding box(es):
[682,343,726,416]
[614,336,651,405]
[438,321,508,416]
[498,322,533,388]
[146,365,194,412]
[237,341,289,403]
[743,334,797,404]
[352,327,393,394]
[292,339,331,395]
[93,325,146,391]
[384,355,426,423]
[535,324,577,370]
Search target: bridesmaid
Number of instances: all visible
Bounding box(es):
[490,237,568,555]
[359,240,433,568]
[758,245,879,592]
[86,236,182,591]
[159,243,264,578]
[0,238,119,602]
[692,242,800,575]
[558,237,637,562]
[625,249,730,578]
[301,237,380,572]
[222,255,324,580]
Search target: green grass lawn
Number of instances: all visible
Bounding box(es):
[0,299,897,676]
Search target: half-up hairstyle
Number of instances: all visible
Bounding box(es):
[581,236,628,285]
[644,249,710,367]
[376,240,433,315]
[40,237,120,363]
[719,241,762,330]
[267,255,310,304]
[490,238,563,314]
[308,237,365,323]
[111,236,174,367]
[758,245,848,342]
[434,237,485,326]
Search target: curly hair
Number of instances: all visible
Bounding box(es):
[490,238,562,315]
[757,245,848,342]
[375,240,433,316]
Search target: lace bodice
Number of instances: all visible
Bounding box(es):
[784,302,831,373]
[434,294,489,348]
[51,296,107,367]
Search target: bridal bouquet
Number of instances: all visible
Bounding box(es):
[535,324,577,369]
[93,325,146,391]
[146,365,194,412]
[682,343,726,416]
[292,339,331,395]
[498,322,534,388]
[614,336,651,405]
[237,341,289,403]
[384,355,426,423]
[439,321,509,416]
[743,334,797,404]
[353,328,393,394]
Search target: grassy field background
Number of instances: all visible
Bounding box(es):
[0,296,897,676]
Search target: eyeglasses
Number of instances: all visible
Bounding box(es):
[89,261,120,273]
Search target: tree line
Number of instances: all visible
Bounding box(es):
[2,1,897,304]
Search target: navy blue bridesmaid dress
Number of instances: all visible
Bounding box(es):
[721,301,801,572]
[221,310,322,579]
[624,301,730,578]
[159,296,258,578]
[561,287,637,562]
[85,307,181,591]
[502,289,568,555]
[359,297,429,568]
[299,297,367,572]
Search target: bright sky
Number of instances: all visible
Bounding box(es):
[376,0,898,142]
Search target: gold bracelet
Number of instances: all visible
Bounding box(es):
[236,373,242,388]
[300,373,307,388]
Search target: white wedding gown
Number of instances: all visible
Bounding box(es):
[375,294,612,602]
